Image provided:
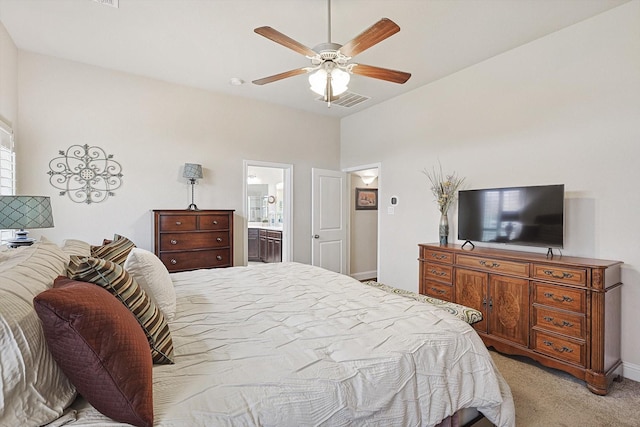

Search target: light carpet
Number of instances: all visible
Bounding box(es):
[475,350,640,427]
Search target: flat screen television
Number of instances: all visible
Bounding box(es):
[458,184,564,249]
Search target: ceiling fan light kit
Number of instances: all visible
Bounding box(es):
[252,0,411,107]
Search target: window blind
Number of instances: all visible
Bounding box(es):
[0,119,16,243]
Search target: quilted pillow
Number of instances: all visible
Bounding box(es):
[0,241,76,426]
[90,234,136,265]
[34,277,153,427]
[124,248,176,321]
[67,255,174,364]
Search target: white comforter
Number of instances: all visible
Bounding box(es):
[56,262,515,427]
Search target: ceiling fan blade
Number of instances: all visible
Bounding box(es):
[351,63,411,84]
[254,26,317,57]
[252,68,309,85]
[339,18,400,58]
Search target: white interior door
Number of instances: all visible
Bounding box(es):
[311,168,347,274]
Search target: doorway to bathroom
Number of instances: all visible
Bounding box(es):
[243,160,292,265]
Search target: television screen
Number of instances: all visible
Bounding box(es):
[458,184,564,248]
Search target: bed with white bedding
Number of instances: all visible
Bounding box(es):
[1,240,515,427]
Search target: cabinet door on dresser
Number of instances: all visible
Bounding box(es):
[454,268,530,347]
[489,275,530,347]
[454,268,488,333]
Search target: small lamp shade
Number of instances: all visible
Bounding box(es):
[0,196,54,247]
[183,163,203,180]
[182,163,203,210]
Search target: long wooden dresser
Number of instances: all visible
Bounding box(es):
[153,210,234,272]
[418,243,622,395]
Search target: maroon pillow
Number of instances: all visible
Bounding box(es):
[34,277,153,427]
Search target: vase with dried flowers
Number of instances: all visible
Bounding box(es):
[423,164,465,245]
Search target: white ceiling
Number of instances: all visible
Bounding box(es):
[0,0,630,118]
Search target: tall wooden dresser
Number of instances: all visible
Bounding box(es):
[418,242,622,395]
[153,210,234,272]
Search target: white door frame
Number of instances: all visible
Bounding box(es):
[343,162,381,281]
[243,160,293,265]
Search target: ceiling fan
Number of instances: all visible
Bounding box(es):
[252,0,411,106]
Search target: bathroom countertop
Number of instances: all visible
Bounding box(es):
[248,223,283,231]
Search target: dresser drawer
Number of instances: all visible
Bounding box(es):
[532,264,587,286]
[533,306,585,339]
[160,231,230,251]
[160,249,231,272]
[159,215,197,231]
[198,214,230,230]
[533,330,585,366]
[533,282,586,313]
[421,280,452,301]
[422,248,453,264]
[424,263,453,284]
[267,230,282,239]
[456,254,529,277]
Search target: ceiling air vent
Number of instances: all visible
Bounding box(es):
[317,92,370,108]
[92,0,119,8]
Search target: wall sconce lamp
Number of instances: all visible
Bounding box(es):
[0,196,54,248]
[183,163,203,211]
[360,175,377,185]
[357,169,378,186]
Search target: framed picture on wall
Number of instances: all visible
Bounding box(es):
[355,188,378,210]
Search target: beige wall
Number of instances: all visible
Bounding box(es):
[0,20,17,129]
[16,52,341,264]
[341,2,640,379]
[349,174,377,280]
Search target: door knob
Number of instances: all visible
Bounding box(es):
[314,234,320,239]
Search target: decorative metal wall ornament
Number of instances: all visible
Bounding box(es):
[47,144,123,204]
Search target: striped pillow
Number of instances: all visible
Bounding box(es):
[67,256,174,364]
[90,234,136,265]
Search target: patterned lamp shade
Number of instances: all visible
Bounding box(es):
[0,196,54,229]
[183,163,203,180]
[0,196,54,247]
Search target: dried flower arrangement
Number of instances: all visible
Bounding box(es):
[422,164,465,215]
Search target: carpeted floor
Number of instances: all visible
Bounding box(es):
[476,350,640,427]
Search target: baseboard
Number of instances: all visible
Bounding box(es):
[623,361,640,382]
[351,270,377,281]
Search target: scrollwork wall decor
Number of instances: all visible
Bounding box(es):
[47,144,123,204]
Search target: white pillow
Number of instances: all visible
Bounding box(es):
[61,238,92,258]
[0,241,76,426]
[124,248,176,320]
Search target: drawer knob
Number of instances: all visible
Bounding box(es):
[543,340,573,354]
[213,220,218,225]
[175,221,182,226]
[543,270,574,280]
[543,316,573,328]
[216,255,223,261]
[430,287,446,295]
[170,259,177,265]
[216,237,223,242]
[543,292,573,303]
[432,253,447,260]
[479,260,500,268]
[170,239,178,245]
[430,269,446,277]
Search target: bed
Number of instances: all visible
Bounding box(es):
[0,239,515,427]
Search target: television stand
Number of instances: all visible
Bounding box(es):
[461,240,475,250]
[418,243,623,395]
[546,247,554,258]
